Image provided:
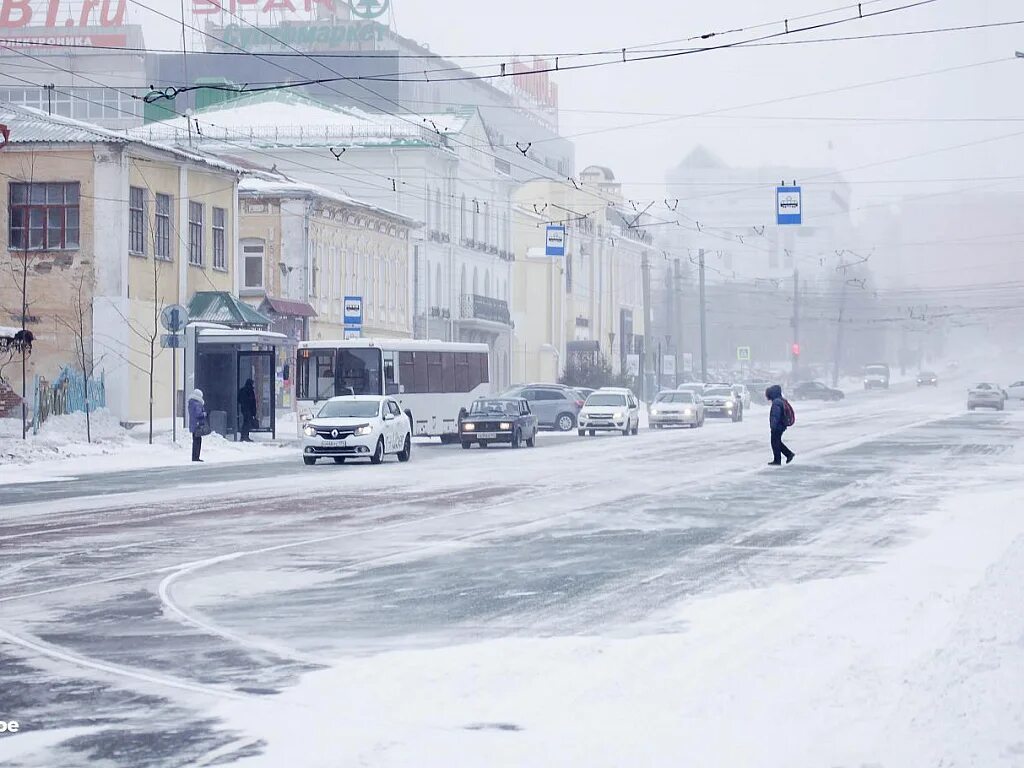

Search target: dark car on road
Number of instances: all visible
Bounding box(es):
[916,371,939,387]
[460,398,539,449]
[792,381,845,402]
[500,384,584,432]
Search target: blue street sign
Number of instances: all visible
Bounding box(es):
[160,333,183,349]
[776,186,802,226]
[344,296,363,326]
[545,225,566,257]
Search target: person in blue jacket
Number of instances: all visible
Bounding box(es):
[765,384,795,466]
[188,388,208,462]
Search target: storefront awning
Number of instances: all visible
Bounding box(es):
[260,297,318,318]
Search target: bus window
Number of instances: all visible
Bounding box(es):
[296,349,336,402]
[455,353,470,391]
[337,348,383,396]
[383,351,399,395]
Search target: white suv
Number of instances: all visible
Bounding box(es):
[578,388,641,436]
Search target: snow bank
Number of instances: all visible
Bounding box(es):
[0,409,294,485]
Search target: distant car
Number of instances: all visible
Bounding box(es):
[864,363,891,390]
[573,387,596,401]
[701,386,744,422]
[792,381,845,402]
[578,388,640,436]
[916,371,939,387]
[302,395,412,465]
[675,383,707,397]
[968,383,1005,411]
[501,384,584,432]
[459,397,538,449]
[649,390,704,429]
[1007,381,1024,401]
[744,380,771,405]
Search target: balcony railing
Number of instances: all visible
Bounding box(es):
[460,294,511,326]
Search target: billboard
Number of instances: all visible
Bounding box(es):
[0,0,131,47]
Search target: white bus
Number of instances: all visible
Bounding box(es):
[295,339,492,441]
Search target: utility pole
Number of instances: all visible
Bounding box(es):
[791,267,800,381]
[832,265,849,388]
[641,250,652,402]
[698,248,708,383]
[674,258,684,385]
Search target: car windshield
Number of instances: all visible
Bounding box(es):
[866,366,888,375]
[587,394,626,407]
[704,388,731,397]
[975,384,993,390]
[470,399,519,415]
[656,392,694,404]
[317,400,380,419]
[919,372,936,377]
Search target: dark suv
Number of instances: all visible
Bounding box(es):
[500,384,584,431]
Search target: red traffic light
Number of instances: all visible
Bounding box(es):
[791,343,801,356]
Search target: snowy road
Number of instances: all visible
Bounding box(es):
[2,383,1023,767]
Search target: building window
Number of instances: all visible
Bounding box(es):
[188,201,204,266]
[8,182,80,251]
[242,239,264,289]
[129,186,146,255]
[155,193,172,260]
[212,207,226,270]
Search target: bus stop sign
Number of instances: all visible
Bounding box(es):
[161,304,188,333]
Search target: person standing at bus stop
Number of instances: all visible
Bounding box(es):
[238,378,258,442]
[188,389,208,462]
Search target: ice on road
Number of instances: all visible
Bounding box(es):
[1,383,1023,767]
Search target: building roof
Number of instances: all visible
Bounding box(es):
[260,297,318,319]
[188,291,271,329]
[130,91,473,150]
[0,103,243,175]
[239,176,418,226]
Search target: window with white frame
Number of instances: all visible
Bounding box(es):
[188,201,204,266]
[126,187,145,259]
[8,182,80,251]
[212,207,226,270]
[155,193,172,260]
[241,239,264,289]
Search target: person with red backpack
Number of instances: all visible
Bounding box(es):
[765,384,795,466]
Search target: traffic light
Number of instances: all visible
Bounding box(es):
[791,342,801,357]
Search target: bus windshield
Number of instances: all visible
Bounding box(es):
[297,348,382,401]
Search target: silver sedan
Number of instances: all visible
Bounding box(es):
[967,383,1005,411]
[649,391,705,428]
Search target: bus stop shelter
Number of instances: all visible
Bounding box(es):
[183,323,288,440]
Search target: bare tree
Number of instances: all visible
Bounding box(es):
[56,273,102,443]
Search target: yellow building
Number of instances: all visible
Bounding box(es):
[512,166,653,385]
[0,104,241,424]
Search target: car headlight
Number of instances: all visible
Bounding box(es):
[650,408,659,415]
[463,423,476,432]
[355,425,373,436]
[613,411,624,419]
[499,422,512,430]
[683,408,692,416]
[303,425,317,437]
[725,402,734,409]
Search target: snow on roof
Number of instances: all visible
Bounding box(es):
[0,103,244,175]
[130,92,473,150]
[238,176,418,226]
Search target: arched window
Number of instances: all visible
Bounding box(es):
[484,269,491,298]
[472,201,479,243]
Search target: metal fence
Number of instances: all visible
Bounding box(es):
[32,367,106,434]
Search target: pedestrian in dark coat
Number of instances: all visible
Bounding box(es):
[188,388,208,462]
[238,378,258,442]
[765,384,795,466]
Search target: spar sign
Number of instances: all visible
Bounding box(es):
[0,0,130,47]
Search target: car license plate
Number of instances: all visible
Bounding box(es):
[477,432,497,440]
[322,439,345,447]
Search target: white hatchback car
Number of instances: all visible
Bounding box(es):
[578,388,641,436]
[302,395,412,465]
[649,390,704,428]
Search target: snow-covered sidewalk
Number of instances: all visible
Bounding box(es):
[0,410,296,485]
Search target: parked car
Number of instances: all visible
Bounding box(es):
[578,388,641,436]
[649,390,704,429]
[1007,380,1024,401]
[501,384,584,432]
[701,386,744,422]
[302,395,412,465]
[573,387,596,401]
[864,363,891,390]
[968,383,1005,411]
[916,371,939,387]
[459,397,538,449]
[792,381,845,402]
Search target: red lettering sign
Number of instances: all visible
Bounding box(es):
[0,0,126,29]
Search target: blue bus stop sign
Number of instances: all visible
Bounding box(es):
[776,186,802,225]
